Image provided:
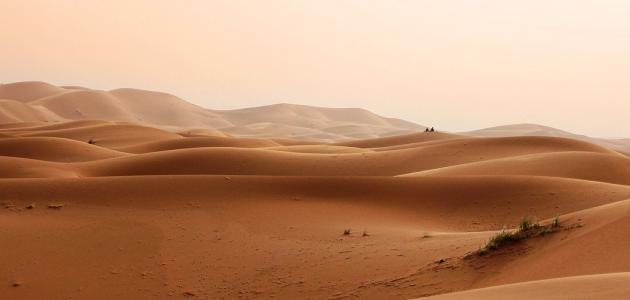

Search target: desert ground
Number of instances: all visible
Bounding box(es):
[2,82,630,299]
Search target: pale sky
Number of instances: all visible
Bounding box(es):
[1,0,629,137]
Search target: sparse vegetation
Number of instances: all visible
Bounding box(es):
[552,215,560,228]
[422,232,431,239]
[88,138,95,144]
[518,218,531,231]
[474,216,561,256]
[485,230,517,251]
[362,230,369,237]
[343,228,352,235]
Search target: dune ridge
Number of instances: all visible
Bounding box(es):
[0,81,424,141]
[1,86,630,299]
[422,273,630,300]
[467,123,630,152]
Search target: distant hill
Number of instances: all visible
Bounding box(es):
[465,123,630,152]
[0,81,424,141]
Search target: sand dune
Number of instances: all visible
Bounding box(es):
[0,81,69,102]
[465,123,580,138]
[423,273,630,300]
[214,102,421,130]
[468,123,630,152]
[117,136,280,153]
[1,99,629,299]
[0,120,113,132]
[0,121,47,130]
[403,151,630,185]
[265,144,372,154]
[0,156,77,178]
[64,135,612,177]
[31,88,231,129]
[447,198,630,295]
[0,82,425,141]
[177,128,227,137]
[335,131,462,148]
[0,137,126,162]
[17,123,182,148]
[3,175,630,299]
[0,99,64,123]
[3,175,629,231]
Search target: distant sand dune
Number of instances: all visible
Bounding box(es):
[335,131,462,148]
[0,82,424,140]
[117,136,281,153]
[0,99,63,123]
[15,123,182,148]
[68,135,620,177]
[0,81,69,102]
[402,151,630,185]
[0,137,127,162]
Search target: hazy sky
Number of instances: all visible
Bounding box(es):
[2,0,629,137]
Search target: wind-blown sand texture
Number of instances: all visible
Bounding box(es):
[2,82,630,299]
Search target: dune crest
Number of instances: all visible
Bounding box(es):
[1,86,629,299]
[0,81,424,141]
[422,273,630,300]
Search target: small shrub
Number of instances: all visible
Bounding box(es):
[362,230,369,237]
[552,215,560,228]
[88,139,95,144]
[519,218,531,231]
[486,230,516,250]
[343,229,351,235]
[473,215,563,256]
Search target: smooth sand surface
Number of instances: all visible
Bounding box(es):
[1,84,630,299]
[421,273,630,299]
[467,123,630,152]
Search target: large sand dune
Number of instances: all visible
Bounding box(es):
[0,81,424,140]
[0,137,126,162]
[2,84,630,299]
[403,151,630,185]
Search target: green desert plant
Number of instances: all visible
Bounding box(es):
[552,215,560,228]
[475,215,562,256]
[486,230,517,250]
[518,218,531,231]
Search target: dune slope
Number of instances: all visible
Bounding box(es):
[403,151,630,185]
[1,119,630,300]
[422,273,630,300]
[0,82,426,141]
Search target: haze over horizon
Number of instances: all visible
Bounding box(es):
[2,0,629,137]
[4,3,630,299]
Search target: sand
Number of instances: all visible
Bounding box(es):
[2,82,630,299]
[0,82,424,141]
